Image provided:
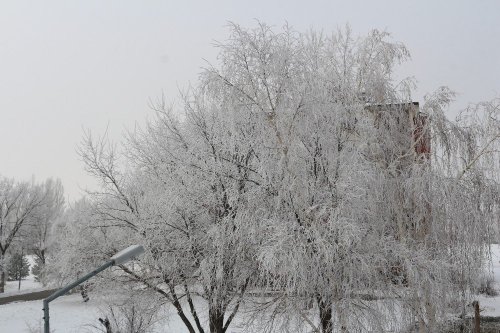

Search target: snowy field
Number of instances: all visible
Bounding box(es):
[0,293,222,332]
[0,294,101,332]
[0,293,262,332]
[3,248,500,332]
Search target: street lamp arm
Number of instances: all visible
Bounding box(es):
[43,260,113,333]
[44,260,113,303]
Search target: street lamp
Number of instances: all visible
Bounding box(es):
[42,245,145,333]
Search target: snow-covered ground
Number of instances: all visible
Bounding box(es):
[0,293,252,332]
[0,292,210,332]
[0,294,101,332]
[4,248,500,332]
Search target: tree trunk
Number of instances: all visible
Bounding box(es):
[209,307,225,333]
[0,271,4,293]
[424,285,436,330]
[318,298,333,333]
[473,301,480,333]
[99,317,113,333]
[0,253,5,293]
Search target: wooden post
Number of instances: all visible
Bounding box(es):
[473,300,480,333]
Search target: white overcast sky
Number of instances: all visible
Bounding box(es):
[1,0,499,202]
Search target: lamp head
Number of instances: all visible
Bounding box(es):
[111,245,145,265]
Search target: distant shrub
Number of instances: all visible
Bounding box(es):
[478,275,498,297]
[31,257,44,282]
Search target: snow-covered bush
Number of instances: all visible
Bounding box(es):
[92,297,161,333]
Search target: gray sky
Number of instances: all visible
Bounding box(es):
[1,0,499,202]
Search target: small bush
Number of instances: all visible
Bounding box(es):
[478,275,498,297]
[89,294,161,333]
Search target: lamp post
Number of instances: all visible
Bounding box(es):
[42,245,145,333]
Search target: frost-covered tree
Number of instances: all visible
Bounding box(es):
[21,178,65,284]
[197,23,418,332]
[68,22,499,333]
[427,95,500,318]
[0,177,64,289]
[193,23,499,332]
[27,178,65,264]
[0,177,46,293]
[46,198,116,286]
[76,98,260,333]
